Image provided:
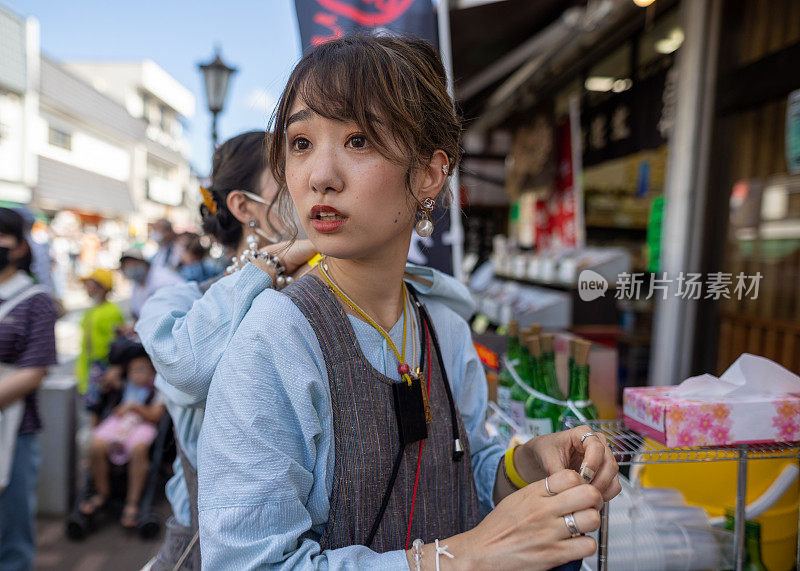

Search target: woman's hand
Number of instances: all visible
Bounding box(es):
[515,426,621,502]
[407,470,602,570]
[253,240,317,281]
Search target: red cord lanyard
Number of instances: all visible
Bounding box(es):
[404,321,433,550]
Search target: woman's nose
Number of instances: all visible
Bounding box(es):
[308,149,343,194]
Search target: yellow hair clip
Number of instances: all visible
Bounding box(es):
[200,186,217,215]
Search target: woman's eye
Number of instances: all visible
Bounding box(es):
[292,137,310,151]
[347,135,367,149]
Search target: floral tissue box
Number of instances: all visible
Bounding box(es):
[623,386,800,448]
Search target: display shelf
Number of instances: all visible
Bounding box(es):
[575,419,799,465]
[564,418,800,571]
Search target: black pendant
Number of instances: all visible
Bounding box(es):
[392,377,428,446]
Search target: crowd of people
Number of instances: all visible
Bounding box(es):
[0,33,621,571]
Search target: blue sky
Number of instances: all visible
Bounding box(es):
[6,0,302,174]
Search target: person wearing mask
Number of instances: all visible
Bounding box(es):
[0,208,59,570]
[76,269,125,423]
[119,250,183,321]
[178,235,216,283]
[149,219,181,271]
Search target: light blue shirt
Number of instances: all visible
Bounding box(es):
[198,279,504,570]
[136,262,484,530]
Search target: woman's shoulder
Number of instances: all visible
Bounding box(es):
[236,285,318,343]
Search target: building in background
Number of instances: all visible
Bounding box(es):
[0,4,38,206]
[0,4,199,246]
[64,60,198,232]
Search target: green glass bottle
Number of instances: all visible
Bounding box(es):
[497,321,520,416]
[743,521,767,571]
[524,336,562,436]
[509,334,533,429]
[540,333,566,402]
[558,338,598,428]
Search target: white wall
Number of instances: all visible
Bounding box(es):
[37,111,131,182]
[0,90,24,182]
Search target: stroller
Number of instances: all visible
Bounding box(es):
[66,338,175,541]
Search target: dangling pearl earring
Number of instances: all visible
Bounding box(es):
[415,197,435,238]
[246,219,259,250]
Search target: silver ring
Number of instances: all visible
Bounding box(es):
[563,513,581,538]
[544,476,555,496]
[580,432,601,446]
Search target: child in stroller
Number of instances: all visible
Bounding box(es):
[79,340,166,528]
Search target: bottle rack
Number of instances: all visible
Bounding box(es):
[564,419,800,571]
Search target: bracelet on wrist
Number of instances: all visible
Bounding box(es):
[504,445,530,490]
[226,249,293,290]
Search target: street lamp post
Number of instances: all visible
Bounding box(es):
[198,49,237,150]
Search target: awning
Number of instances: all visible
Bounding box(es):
[35,156,135,216]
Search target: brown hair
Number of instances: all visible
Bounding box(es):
[268,33,461,233]
[201,131,282,249]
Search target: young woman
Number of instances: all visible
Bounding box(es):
[197,34,621,570]
[137,131,313,570]
[0,208,59,569]
[138,128,479,569]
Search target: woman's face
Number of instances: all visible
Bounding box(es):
[284,100,417,261]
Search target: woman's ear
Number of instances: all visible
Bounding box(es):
[416,149,450,203]
[226,191,263,226]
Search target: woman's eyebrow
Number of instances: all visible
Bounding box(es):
[286,108,312,129]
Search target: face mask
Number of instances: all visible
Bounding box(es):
[123,264,148,284]
[150,231,164,244]
[0,247,8,272]
[241,191,284,243]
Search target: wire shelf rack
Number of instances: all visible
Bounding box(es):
[566,419,800,465]
[564,418,800,571]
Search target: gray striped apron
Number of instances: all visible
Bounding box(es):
[283,275,480,553]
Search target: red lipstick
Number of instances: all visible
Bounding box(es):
[310,205,347,233]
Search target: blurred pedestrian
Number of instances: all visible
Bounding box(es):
[149,219,181,271]
[119,249,183,321]
[76,269,125,421]
[15,207,54,294]
[0,208,59,570]
[178,235,216,283]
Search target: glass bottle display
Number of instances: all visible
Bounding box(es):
[558,338,599,428]
[524,336,562,436]
[508,333,533,429]
[496,320,520,415]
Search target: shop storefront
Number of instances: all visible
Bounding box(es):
[453,1,799,568]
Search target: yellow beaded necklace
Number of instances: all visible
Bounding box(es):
[319,256,413,386]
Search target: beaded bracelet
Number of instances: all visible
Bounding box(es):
[226,249,293,290]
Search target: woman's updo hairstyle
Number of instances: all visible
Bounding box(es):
[268,33,461,228]
[200,131,270,249]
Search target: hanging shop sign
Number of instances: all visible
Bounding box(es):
[294,0,439,52]
[294,0,454,273]
[787,89,800,175]
[582,68,669,167]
